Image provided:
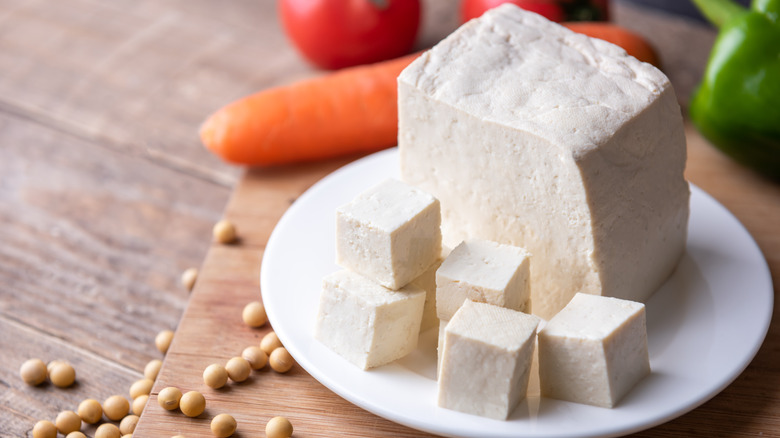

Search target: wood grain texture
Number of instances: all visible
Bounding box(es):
[0,108,225,436]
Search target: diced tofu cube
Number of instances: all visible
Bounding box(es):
[436,239,531,321]
[538,293,650,408]
[438,300,540,420]
[409,257,444,333]
[437,318,448,377]
[336,178,442,290]
[314,270,426,370]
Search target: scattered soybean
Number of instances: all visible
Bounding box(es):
[158,386,182,411]
[20,359,47,386]
[260,331,283,355]
[203,363,229,389]
[210,413,237,437]
[103,395,130,421]
[265,416,294,438]
[242,301,267,327]
[180,391,206,418]
[269,347,294,373]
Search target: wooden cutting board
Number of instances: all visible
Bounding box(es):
[134,125,780,437]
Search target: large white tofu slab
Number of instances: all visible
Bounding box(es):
[315,270,426,370]
[336,178,442,290]
[398,4,689,319]
[538,293,649,408]
[436,239,531,321]
[438,300,540,420]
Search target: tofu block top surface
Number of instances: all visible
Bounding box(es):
[398,4,670,157]
[541,293,645,340]
[323,270,425,306]
[448,300,540,350]
[336,178,438,232]
[438,239,530,292]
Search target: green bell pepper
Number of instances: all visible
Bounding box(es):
[690,0,780,180]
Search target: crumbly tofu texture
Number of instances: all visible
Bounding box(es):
[336,178,442,290]
[438,300,540,420]
[436,239,531,321]
[398,4,689,319]
[538,293,650,408]
[315,270,426,370]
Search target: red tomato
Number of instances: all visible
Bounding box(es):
[279,0,421,70]
[460,0,565,23]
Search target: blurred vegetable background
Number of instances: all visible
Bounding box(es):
[203,0,779,178]
[460,0,610,22]
[279,0,421,70]
[689,0,780,180]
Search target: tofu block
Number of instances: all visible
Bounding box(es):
[436,239,531,321]
[409,257,443,333]
[398,4,689,319]
[315,270,426,370]
[438,300,540,420]
[336,178,442,290]
[538,293,650,408]
[437,319,448,377]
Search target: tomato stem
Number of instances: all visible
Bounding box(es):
[368,0,390,10]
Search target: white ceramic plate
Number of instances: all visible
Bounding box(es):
[260,148,773,438]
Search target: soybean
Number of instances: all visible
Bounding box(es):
[144,359,163,380]
[225,357,251,382]
[158,386,182,410]
[32,421,57,438]
[212,220,237,244]
[210,413,237,437]
[242,301,267,327]
[119,414,139,435]
[129,378,154,399]
[132,394,149,416]
[203,363,229,389]
[269,347,294,373]
[242,346,268,370]
[265,416,294,438]
[78,398,103,424]
[54,410,81,434]
[20,359,47,386]
[49,361,76,388]
[155,329,175,354]
[103,395,130,421]
[260,331,283,355]
[180,391,206,418]
[95,423,121,438]
[181,267,198,291]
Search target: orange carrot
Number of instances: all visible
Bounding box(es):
[200,53,419,167]
[563,22,660,68]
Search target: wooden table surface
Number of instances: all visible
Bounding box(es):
[2,1,778,437]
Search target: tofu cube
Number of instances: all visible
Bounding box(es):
[436,239,531,321]
[437,318,448,377]
[538,293,650,408]
[336,178,442,290]
[409,257,444,333]
[438,300,540,420]
[315,270,426,370]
